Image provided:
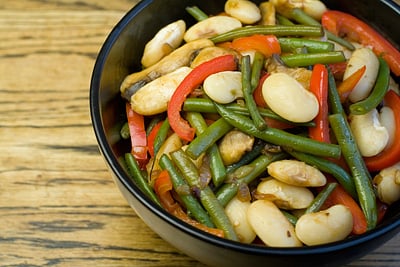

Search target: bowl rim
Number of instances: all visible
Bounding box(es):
[90,0,400,256]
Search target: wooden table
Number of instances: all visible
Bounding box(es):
[0,1,399,266]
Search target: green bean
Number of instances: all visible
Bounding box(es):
[287,8,355,50]
[159,154,215,228]
[327,66,345,115]
[305,183,338,214]
[183,98,316,127]
[124,153,161,206]
[226,139,266,174]
[214,103,341,158]
[171,149,238,241]
[186,112,227,188]
[153,118,170,157]
[280,51,346,68]
[349,57,390,115]
[216,152,287,207]
[329,113,378,230]
[282,210,299,225]
[185,118,233,160]
[186,6,208,21]
[250,51,265,90]
[120,122,130,139]
[210,25,323,43]
[276,14,295,26]
[287,150,357,199]
[278,37,334,53]
[241,55,267,130]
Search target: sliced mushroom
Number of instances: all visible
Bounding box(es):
[120,38,214,100]
[218,130,254,165]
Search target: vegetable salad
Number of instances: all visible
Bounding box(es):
[119,0,400,247]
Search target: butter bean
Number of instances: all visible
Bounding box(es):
[373,163,400,204]
[295,204,353,246]
[203,71,243,104]
[262,72,319,123]
[225,0,261,24]
[267,159,327,187]
[225,196,256,244]
[247,200,303,247]
[256,178,314,209]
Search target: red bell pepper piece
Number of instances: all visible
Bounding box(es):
[322,10,400,76]
[253,72,269,108]
[230,34,281,58]
[147,121,163,157]
[309,64,330,143]
[126,103,148,168]
[364,90,400,171]
[168,54,237,141]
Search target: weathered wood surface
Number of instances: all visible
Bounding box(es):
[0,1,399,266]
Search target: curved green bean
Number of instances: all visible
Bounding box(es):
[159,154,215,228]
[186,6,208,21]
[287,8,355,50]
[329,113,378,230]
[278,37,335,53]
[216,152,287,207]
[186,112,227,188]
[305,183,338,214]
[210,25,323,43]
[214,103,341,158]
[280,51,346,68]
[349,57,390,115]
[171,149,238,241]
[183,98,316,127]
[241,55,267,130]
[124,153,161,206]
[185,117,233,160]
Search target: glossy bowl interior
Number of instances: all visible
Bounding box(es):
[90,0,400,266]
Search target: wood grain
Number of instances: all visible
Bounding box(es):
[0,1,399,266]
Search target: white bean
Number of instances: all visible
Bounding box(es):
[267,159,327,187]
[373,163,400,204]
[131,67,192,115]
[225,196,256,244]
[247,200,303,247]
[203,71,243,104]
[141,20,186,68]
[225,0,261,24]
[344,47,379,103]
[184,16,242,42]
[349,109,389,157]
[262,72,319,123]
[190,47,238,69]
[256,178,314,210]
[295,205,353,246]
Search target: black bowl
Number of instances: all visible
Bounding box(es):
[90,1,400,266]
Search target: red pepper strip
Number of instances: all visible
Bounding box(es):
[230,34,281,58]
[365,90,400,171]
[321,176,368,235]
[328,62,347,80]
[168,54,237,141]
[337,65,366,102]
[147,121,163,157]
[253,72,269,108]
[126,103,148,168]
[322,10,400,76]
[154,170,224,238]
[309,64,330,143]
